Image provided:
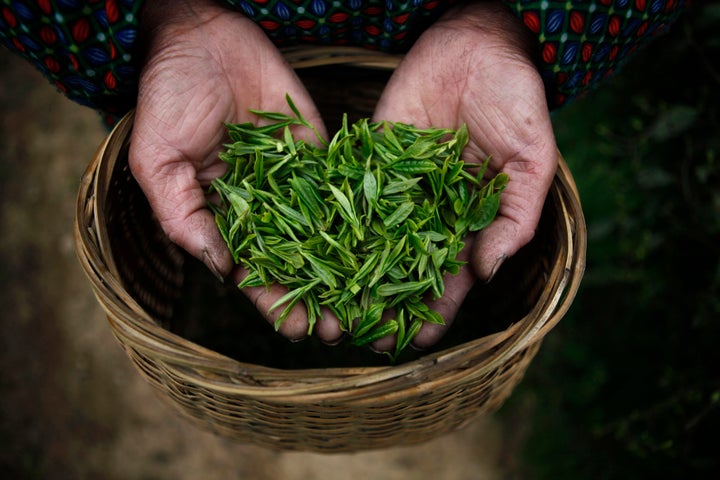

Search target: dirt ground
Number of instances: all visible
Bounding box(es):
[0,48,523,480]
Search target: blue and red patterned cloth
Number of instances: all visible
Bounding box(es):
[0,0,689,125]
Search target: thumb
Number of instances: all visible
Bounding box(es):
[472,216,533,281]
[128,142,233,281]
[472,155,558,281]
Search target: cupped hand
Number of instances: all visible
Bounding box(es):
[129,0,342,341]
[371,2,558,350]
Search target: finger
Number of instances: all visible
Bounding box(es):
[369,309,399,353]
[128,143,234,280]
[233,268,309,341]
[314,308,345,345]
[472,159,555,280]
[232,268,345,343]
[411,240,477,350]
[367,240,478,353]
[471,219,523,282]
[372,73,430,127]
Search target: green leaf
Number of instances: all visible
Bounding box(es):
[469,192,502,232]
[363,169,379,206]
[283,126,297,155]
[213,95,508,358]
[395,315,423,358]
[273,201,310,230]
[375,278,434,297]
[353,302,386,337]
[407,301,445,325]
[383,201,415,227]
[381,122,403,152]
[268,278,322,329]
[390,159,438,174]
[395,137,441,161]
[352,320,399,346]
[301,251,340,289]
[290,176,326,225]
[383,177,421,195]
[329,184,356,222]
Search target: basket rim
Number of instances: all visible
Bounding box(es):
[280,45,404,70]
[73,50,586,401]
[74,110,586,401]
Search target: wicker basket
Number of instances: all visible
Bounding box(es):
[73,46,586,453]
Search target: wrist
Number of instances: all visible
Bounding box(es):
[435,1,539,64]
[139,0,225,41]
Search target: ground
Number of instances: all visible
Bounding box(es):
[0,48,522,480]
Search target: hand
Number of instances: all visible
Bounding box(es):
[129,0,340,341]
[371,1,558,350]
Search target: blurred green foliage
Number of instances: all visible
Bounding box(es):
[503,3,720,478]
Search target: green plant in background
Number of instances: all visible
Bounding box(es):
[502,3,719,478]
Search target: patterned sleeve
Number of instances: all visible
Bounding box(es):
[0,0,691,123]
[500,0,690,108]
[0,0,143,125]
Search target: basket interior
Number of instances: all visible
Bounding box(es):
[296,64,393,130]
[101,62,567,370]
[169,208,555,369]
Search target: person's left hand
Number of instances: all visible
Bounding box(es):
[370,1,559,351]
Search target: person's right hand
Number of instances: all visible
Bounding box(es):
[129,0,344,342]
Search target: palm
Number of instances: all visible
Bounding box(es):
[129,2,328,340]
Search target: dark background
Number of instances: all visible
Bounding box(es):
[501,3,720,478]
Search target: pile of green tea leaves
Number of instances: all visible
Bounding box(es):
[210,96,507,360]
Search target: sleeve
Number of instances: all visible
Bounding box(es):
[1,0,692,122]
[500,0,690,109]
[1,0,452,125]
[215,0,458,52]
[0,0,144,125]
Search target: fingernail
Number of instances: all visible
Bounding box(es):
[202,249,225,283]
[486,254,507,283]
[321,334,346,347]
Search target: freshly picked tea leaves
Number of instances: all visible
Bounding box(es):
[209,95,507,360]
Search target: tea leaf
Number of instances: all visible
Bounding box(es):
[390,159,438,174]
[395,314,423,358]
[211,96,507,359]
[301,251,342,289]
[328,184,356,224]
[383,201,415,227]
[352,320,399,346]
[363,169,379,207]
[376,278,434,297]
[353,302,386,337]
[383,177,422,195]
[268,278,322,329]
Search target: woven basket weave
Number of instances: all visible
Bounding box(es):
[73,46,586,453]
